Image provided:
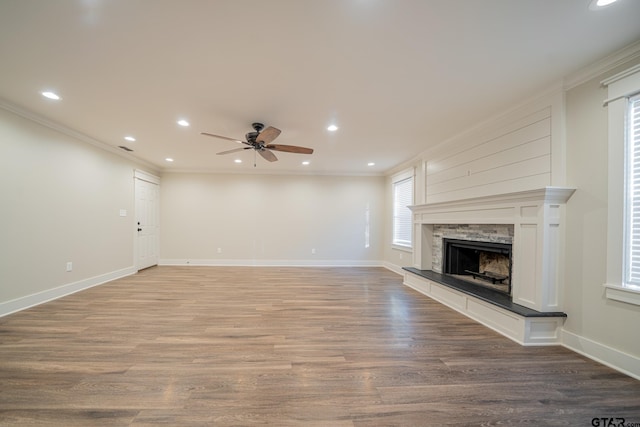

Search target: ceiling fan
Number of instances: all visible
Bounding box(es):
[201,122,314,163]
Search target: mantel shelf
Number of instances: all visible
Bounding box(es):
[409,186,576,213]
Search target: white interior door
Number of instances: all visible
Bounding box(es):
[135,173,159,270]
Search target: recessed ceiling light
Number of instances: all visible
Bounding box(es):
[124,136,136,142]
[589,0,618,9]
[234,159,242,164]
[302,161,310,165]
[177,119,190,127]
[41,91,60,100]
[327,124,338,132]
[165,158,174,162]
[368,162,375,166]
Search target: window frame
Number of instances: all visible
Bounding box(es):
[391,169,415,251]
[623,94,640,289]
[603,64,640,306]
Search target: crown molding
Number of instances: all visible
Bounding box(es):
[601,63,640,86]
[0,98,160,174]
[163,167,384,177]
[564,40,640,90]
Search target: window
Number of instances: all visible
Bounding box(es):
[392,170,414,248]
[624,94,640,288]
[603,63,640,305]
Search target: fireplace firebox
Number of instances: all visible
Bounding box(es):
[442,238,512,295]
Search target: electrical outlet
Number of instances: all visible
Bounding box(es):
[217,248,222,254]
[399,253,403,260]
[311,248,316,255]
[66,262,73,272]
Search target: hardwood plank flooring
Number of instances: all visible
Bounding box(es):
[0,266,638,426]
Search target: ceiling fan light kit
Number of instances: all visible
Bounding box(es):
[201,122,314,165]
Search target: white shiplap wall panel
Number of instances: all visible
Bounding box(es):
[427,136,551,186]
[427,155,550,196]
[426,174,551,204]
[427,117,551,179]
[426,108,552,203]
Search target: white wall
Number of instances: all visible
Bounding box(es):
[0,107,144,314]
[160,172,384,265]
[563,57,640,360]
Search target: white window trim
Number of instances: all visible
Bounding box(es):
[602,64,640,306]
[391,168,415,251]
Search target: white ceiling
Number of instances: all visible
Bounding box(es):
[1,0,639,175]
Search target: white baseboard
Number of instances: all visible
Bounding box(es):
[561,329,640,380]
[382,262,406,276]
[159,259,384,267]
[0,266,136,318]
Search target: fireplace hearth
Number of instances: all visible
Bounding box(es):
[443,238,512,295]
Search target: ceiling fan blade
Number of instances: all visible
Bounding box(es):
[217,147,252,155]
[265,144,314,154]
[201,132,246,144]
[258,148,278,162]
[255,126,281,144]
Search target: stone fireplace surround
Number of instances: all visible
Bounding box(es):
[404,187,575,345]
[432,224,513,274]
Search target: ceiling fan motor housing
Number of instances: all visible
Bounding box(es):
[246,131,259,143]
[246,123,264,144]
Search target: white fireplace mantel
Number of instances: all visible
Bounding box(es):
[409,187,575,313]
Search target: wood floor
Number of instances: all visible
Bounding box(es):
[0,266,638,426]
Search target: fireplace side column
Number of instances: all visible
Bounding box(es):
[511,200,567,312]
[411,221,433,270]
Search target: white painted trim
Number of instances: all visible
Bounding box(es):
[382,261,406,276]
[391,244,413,253]
[601,63,640,87]
[603,66,640,303]
[0,267,136,318]
[134,169,160,185]
[159,259,384,267]
[0,98,160,173]
[391,167,415,183]
[411,186,575,211]
[167,167,385,177]
[603,283,640,306]
[564,40,640,90]
[134,175,160,271]
[561,329,640,381]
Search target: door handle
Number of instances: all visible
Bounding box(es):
[137,228,142,232]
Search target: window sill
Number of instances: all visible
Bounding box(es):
[392,244,413,253]
[604,283,640,306]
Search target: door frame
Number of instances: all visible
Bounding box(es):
[134,169,160,271]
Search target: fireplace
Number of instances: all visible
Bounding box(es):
[404,188,575,344]
[442,238,512,295]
